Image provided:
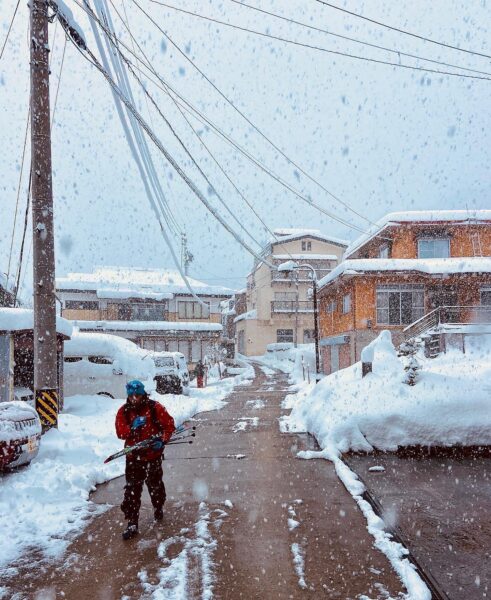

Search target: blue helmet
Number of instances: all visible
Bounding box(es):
[126,379,146,396]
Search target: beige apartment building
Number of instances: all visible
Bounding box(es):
[235,229,347,356]
[56,267,233,366]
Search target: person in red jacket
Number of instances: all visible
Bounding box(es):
[115,379,175,540]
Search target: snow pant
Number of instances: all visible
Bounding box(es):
[197,374,204,388]
[121,456,166,524]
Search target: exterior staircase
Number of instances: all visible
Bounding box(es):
[402,305,491,358]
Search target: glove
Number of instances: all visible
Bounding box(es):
[151,439,165,451]
[131,416,147,430]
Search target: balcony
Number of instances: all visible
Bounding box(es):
[271,300,314,315]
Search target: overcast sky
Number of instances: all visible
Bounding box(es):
[1,0,490,299]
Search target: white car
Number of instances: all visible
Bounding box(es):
[0,401,42,471]
[13,386,35,408]
[64,332,155,399]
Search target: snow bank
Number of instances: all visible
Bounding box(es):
[0,366,254,572]
[253,344,316,381]
[286,331,491,457]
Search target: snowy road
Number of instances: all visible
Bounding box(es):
[4,366,404,599]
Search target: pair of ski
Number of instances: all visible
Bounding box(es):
[103,423,196,464]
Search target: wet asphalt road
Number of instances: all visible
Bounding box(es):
[4,366,404,599]
[347,451,491,599]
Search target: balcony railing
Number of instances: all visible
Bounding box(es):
[271,300,314,315]
[403,305,491,339]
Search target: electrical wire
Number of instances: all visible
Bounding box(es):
[146,0,491,82]
[130,0,379,229]
[59,16,276,276]
[0,0,20,61]
[227,0,491,78]
[315,0,491,62]
[73,0,366,245]
[73,0,373,235]
[108,0,277,249]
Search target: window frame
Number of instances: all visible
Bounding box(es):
[178,300,211,320]
[342,293,351,314]
[376,284,425,325]
[417,237,450,259]
[276,329,294,343]
[65,300,99,311]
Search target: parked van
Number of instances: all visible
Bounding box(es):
[151,351,189,395]
[64,332,155,399]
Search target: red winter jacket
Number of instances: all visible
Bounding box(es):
[115,398,175,462]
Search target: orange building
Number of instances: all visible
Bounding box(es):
[318,210,491,374]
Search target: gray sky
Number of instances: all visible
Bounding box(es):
[1,0,490,299]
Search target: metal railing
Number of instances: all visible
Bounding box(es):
[271,300,314,315]
[403,305,491,339]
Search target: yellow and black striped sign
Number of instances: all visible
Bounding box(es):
[36,389,59,429]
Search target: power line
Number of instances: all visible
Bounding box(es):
[315,0,491,62]
[130,0,378,230]
[72,0,368,235]
[0,0,20,61]
[146,0,491,82]
[60,16,275,272]
[108,0,283,248]
[227,0,491,78]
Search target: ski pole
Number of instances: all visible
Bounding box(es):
[165,440,193,446]
[169,432,196,443]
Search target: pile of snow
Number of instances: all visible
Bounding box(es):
[65,330,155,382]
[233,309,256,323]
[254,344,315,379]
[0,307,73,338]
[285,331,491,457]
[0,365,254,572]
[0,402,41,442]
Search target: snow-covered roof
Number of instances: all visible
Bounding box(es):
[271,229,348,247]
[318,257,491,289]
[73,320,223,333]
[345,210,491,258]
[0,308,73,338]
[56,267,234,298]
[234,309,257,323]
[272,254,338,261]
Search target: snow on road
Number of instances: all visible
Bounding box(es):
[139,502,229,599]
[0,367,253,575]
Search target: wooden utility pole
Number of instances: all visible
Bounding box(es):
[30,0,59,428]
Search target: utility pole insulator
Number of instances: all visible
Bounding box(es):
[30,0,59,429]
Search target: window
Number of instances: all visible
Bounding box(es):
[342,294,351,314]
[301,241,312,251]
[326,300,336,313]
[303,329,315,343]
[65,300,98,310]
[481,288,491,306]
[418,238,450,259]
[379,244,390,259]
[88,356,113,365]
[376,285,424,325]
[178,301,210,319]
[64,356,83,363]
[130,303,168,321]
[277,329,294,343]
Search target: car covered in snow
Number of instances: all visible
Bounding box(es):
[0,401,42,470]
[64,331,155,399]
[151,351,189,395]
[13,386,35,408]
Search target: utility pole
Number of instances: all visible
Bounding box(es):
[30,0,59,429]
[293,270,299,348]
